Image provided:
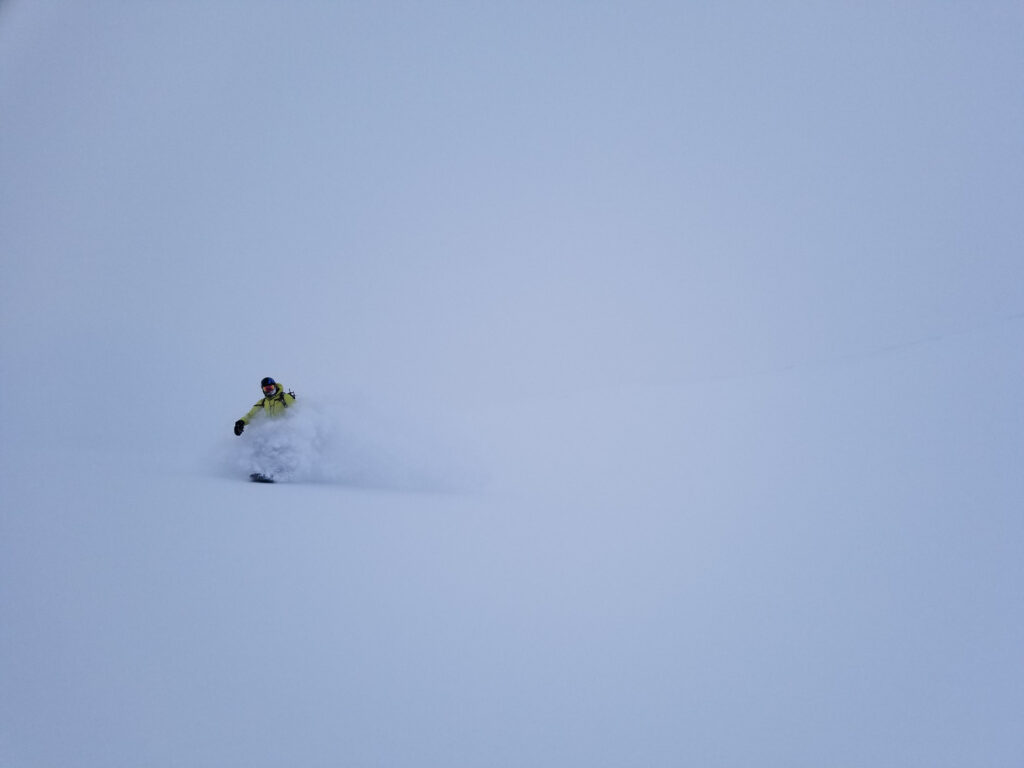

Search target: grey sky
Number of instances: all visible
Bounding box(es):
[3,2,1020,414]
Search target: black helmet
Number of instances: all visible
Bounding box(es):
[260,377,277,395]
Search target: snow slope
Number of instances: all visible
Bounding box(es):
[3,324,1023,768]
[2,3,1023,767]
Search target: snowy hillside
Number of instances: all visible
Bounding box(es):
[2,3,1023,767]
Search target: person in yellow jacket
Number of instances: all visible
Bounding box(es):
[234,377,296,435]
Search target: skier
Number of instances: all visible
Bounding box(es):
[234,377,296,436]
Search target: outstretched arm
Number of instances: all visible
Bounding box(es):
[241,401,264,424]
[234,401,264,435]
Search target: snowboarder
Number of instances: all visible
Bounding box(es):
[233,377,296,436]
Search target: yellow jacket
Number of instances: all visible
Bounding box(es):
[239,384,296,424]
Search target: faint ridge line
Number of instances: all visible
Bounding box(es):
[742,310,1024,382]
[654,310,1024,391]
[531,311,1024,405]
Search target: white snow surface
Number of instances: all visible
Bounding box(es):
[2,3,1024,767]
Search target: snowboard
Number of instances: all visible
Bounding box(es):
[249,473,275,484]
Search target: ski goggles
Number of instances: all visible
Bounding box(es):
[262,384,277,394]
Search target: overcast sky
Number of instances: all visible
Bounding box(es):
[3,1,1021,431]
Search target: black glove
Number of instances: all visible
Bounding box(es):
[234,420,245,436]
